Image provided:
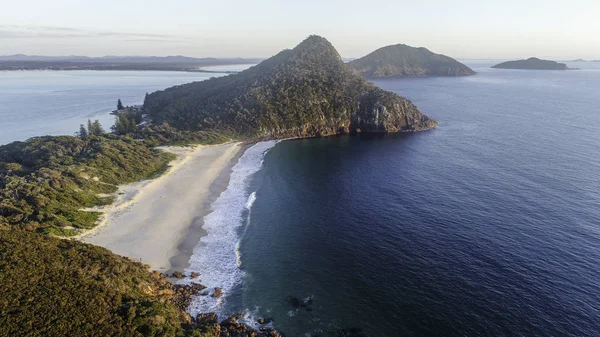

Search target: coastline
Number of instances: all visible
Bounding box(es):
[79,142,244,274]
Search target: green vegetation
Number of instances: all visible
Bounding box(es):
[0,229,189,337]
[144,35,436,140]
[348,43,475,78]
[0,35,436,337]
[86,119,105,136]
[113,109,143,135]
[0,135,175,235]
[0,229,280,337]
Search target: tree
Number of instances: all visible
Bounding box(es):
[79,124,88,138]
[87,119,105,136]
[117,99,124,110]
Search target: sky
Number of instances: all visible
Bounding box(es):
[1,0,599,60]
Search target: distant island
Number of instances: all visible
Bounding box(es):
[144,35,437,139]
[0,54,262,72]
[348,44,475,78]
[492,57,568,70]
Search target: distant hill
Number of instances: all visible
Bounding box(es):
[348,44,475,78]
[492,57,568,70]
[0,54,262,72]
[144,35,437,139]
[0,54,260,64]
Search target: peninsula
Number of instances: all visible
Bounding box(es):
[0,35,436,337]
[492,57,568,70]
[144,36,437,138]
[348,43,475,78]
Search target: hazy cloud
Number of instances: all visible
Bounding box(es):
[0,25,177,41]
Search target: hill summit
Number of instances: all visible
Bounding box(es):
[348,44,475,78]
[144,35,436,139]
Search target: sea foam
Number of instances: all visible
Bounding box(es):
[183,141,277,317]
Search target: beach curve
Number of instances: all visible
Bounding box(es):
[79,142,243,273]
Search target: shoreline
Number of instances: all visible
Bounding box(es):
[79,142,244,274]
[168,143,249,274]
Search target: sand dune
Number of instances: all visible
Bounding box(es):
[80,142,242,273]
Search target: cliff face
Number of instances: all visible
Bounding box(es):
[144,35,436,140]
[348,44,475,78]
[492,57,568,70]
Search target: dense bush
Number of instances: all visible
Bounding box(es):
[143,35,435,140]
[0,229,188,337]
[0,135,175,235]
[348,43,475,77]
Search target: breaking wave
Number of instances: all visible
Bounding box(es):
[183,141,278,317]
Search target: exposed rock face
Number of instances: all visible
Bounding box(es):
[195,313,282,337]
[212,287,223,297]
[348,43,475,78]
[492,57,568,70]
[144,35,436,140]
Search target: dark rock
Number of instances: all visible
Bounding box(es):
[196,312,218,325]
[257,317,273,325]
[212,287,223,297]
[170,282,206,309]
[286,296,301,308]
[337,327,367,337]
[172,271,184,279]
[190,271,200,278]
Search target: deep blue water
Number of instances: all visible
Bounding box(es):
[232,66,600,336]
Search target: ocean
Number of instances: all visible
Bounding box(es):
[186,63,600,336]
[0,70,231,145]
[3,63,600,336]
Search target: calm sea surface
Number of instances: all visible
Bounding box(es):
[0,70,231,144]
[190,63,600,336]
[3,63,600,336]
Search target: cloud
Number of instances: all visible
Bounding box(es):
[0,25,178,41]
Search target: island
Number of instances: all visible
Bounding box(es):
[347,43,475,78]
[0,35,436,336]
[492,57,568,70]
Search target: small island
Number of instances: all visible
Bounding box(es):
[492,57,568,70]
[348,43,475,78]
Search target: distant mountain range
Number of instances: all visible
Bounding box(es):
[0,54,261,64]
[0,54,263,72]
[558,59,600,63]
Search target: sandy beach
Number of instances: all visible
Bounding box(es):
[80,142,243,273]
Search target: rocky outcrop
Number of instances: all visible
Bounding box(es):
[212,287,223,297]
[492,57,568,70]
[195,313,282,337]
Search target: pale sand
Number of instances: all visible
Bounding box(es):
[79,142,243,273]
